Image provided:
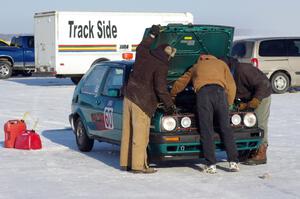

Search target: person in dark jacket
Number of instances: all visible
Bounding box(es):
[171,55,239,174]
[226,57,272,165]
[120,25,176,173]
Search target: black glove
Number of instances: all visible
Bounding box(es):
[149,25,161,37]
[165,105,176,115]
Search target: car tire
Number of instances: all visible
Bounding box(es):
[70,76,82,85]
[271,72,290,94]
[75,117,94,152]
[0,61,12,79]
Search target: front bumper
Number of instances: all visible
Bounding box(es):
[149,128,263,162]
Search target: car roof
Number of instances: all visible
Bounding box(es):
[94,60,134,68]
[234,37,300,43]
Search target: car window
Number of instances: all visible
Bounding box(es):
[102,68,124,96]
[231,42,254,58]
[81,66,108,95]
[259,40,287,57]
[287,39,300,56]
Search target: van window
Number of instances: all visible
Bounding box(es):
[259,40,287,57]
[28,37,34,48]
[231,42,254,58]
[287,40,300,56]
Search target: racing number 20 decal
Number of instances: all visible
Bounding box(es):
[104,107,114,129]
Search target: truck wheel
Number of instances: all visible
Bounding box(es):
[71,77,82,85]
[75,117,94,152]
[271,72,290,94]
[22,70,33,77]
[0,61,12,79]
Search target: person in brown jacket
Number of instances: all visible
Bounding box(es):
[171,55,239,174]
[225,57,272,165]
[120,25,176,174]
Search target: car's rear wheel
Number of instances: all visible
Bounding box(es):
[75,117,94,152]
[271,72,290,94]
[0,61,12,79]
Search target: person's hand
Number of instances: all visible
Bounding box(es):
[238,103,248,111]
[149,25,161,37]
[248,98,260,109]
[165,105,176,115]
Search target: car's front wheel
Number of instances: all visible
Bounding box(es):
[75,117,94,152]
[0,61,12,79]
[271,72,290,94]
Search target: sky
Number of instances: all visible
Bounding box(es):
[0,0,300,37]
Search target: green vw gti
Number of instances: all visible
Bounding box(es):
[69,24,263,162]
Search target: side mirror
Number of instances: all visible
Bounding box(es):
[107,88,121,97]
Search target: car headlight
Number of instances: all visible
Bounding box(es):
[231,114,242,126]
[243,113,257,127]
[161,116,177,131]
[181,117,191,128]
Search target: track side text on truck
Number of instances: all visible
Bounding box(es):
[34,11,193,84]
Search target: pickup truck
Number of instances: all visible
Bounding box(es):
[0,35,35,79]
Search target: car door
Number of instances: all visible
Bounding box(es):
[23,36,35,67]
[78,65,108,137]
[287,39,300,86]
[94,66,125,142]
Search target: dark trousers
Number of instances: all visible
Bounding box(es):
[196,84,238,165]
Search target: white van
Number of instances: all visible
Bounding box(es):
[231,37,300,93]
[34,11,193,84]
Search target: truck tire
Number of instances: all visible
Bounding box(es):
[271,72,290,94]
[0,61,12,79]
[75,117,94,152]
[70,76,82,85]
[22,70,33,77]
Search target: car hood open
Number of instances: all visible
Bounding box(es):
[144,24,234,80]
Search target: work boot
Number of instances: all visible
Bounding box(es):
[244,144,267,165]
[131,167,157,174]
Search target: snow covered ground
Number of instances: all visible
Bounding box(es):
[0,77,299,199]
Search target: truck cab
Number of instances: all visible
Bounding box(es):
[0,35,35,79]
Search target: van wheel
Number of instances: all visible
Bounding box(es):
[71,76,82,85]
[0,61,12,79]
[271,72,290,94]
[75,118,94,152]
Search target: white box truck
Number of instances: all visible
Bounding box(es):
[34,11,193,84]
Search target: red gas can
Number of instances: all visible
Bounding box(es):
[14,130,42,150]
[4,120,27,148]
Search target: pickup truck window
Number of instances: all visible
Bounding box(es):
[28,37,34,48]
